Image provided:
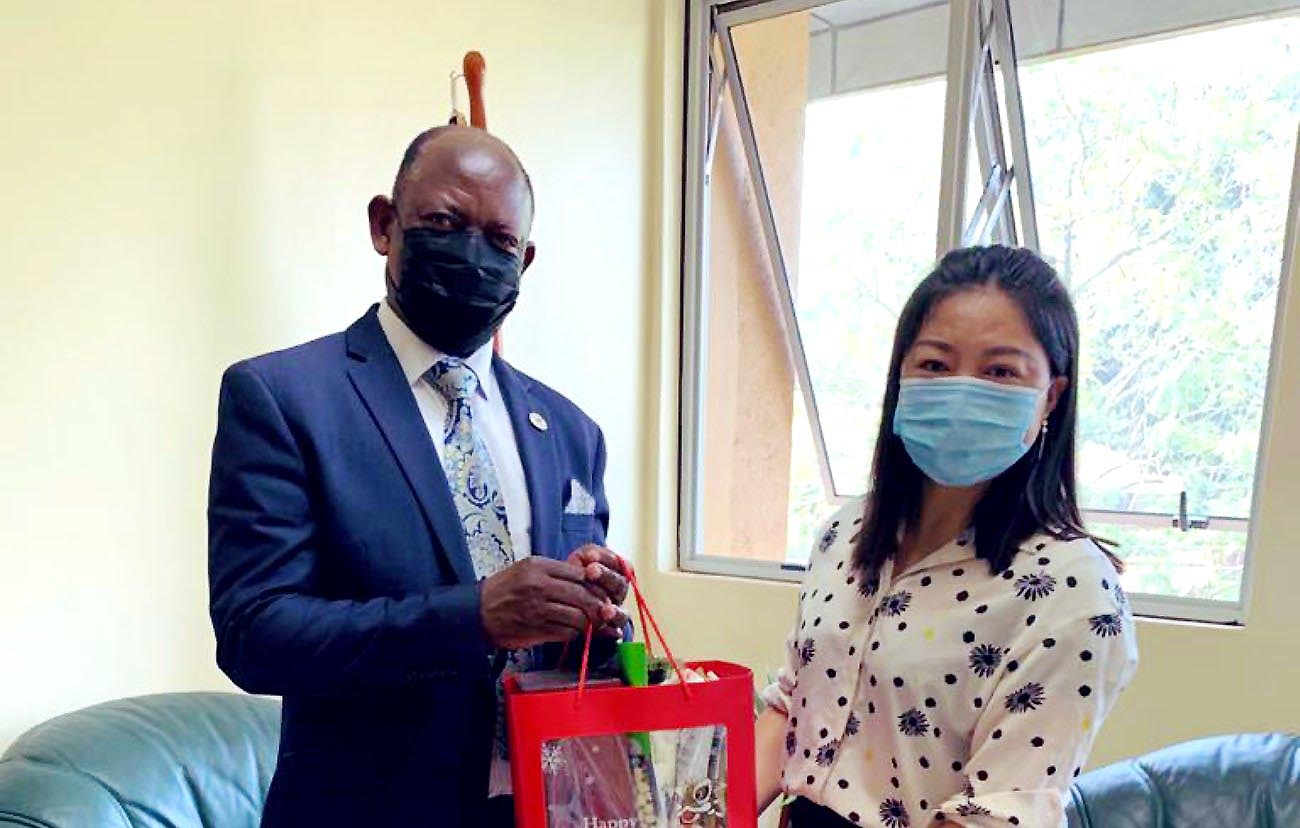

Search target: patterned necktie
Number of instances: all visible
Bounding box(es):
[424,357,527,764]
[425,358,515,580]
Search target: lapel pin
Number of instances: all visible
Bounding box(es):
[528,411,549,432]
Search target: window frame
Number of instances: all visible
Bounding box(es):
[679,0,1300,626]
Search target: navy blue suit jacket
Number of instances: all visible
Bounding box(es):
[207,306,611,826]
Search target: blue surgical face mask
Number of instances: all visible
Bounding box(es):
[893,376,1045,487]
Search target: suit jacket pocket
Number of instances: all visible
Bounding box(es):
[559,512,601,552]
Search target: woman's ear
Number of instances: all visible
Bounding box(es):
[1043,376,1069,419]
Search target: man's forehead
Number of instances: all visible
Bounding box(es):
[404,136,528,199]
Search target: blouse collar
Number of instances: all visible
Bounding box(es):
[892,526,978,579]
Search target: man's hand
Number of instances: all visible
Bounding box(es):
[568,545,630,606]
[568,545,630,640]
[480,557,629,650]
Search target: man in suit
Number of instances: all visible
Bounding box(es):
[208,125,629,826]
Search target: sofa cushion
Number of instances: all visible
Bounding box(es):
[1066,732,1300,828]
[0,693,280,828]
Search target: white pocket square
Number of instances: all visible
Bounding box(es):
[564,480,596,516]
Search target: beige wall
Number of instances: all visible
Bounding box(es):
[2,0,1296,781]
[0,0,656,749]
[1,1,243,748]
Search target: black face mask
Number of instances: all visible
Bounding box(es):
[390,227,523,357]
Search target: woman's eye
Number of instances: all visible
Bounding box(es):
[918,359,948,373]
[987,365,1018,379]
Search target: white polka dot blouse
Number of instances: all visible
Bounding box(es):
[763,498,1139,827]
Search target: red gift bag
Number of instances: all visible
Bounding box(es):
[506,566,756,828]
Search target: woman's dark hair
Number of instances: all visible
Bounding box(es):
[853,244,1115,578]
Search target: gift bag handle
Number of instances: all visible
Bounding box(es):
[575,558,692,705]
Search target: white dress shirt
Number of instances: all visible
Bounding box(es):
[377,299,532,561]
[376,299,531,797]
[765,497,1138,827]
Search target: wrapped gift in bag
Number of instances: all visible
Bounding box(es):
[506,565,756,828]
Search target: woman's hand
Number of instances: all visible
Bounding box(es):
[756,705,790,815]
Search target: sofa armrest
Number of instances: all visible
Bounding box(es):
[0,759,132,828]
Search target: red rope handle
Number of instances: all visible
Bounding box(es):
[634,573,655,659]
[574,622,595,705]
[575,559,691,706]
[627,567,691,696]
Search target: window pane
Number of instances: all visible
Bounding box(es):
[696,9,822,563]
[1020,16,1300,600]
[786,79,947,563]
[692,3,947,565]
[1091,523,1247,603]
[686,4,1297,606]
[786,379,838,563]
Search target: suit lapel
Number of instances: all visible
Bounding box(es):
[494,357,561,560]
[345,307,477,585]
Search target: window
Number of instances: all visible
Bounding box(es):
[680,0,1300,624]
[785,78,948,557]
[1019,18,1300,617]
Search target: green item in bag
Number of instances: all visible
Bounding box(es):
[617,642,652,756]
[617,641,649,688]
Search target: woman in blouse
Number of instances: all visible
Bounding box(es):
[756,245,1139,827]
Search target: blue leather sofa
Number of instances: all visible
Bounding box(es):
[1065,730,1298,827]
[0,694,278,828]
[0,693,1294,826]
